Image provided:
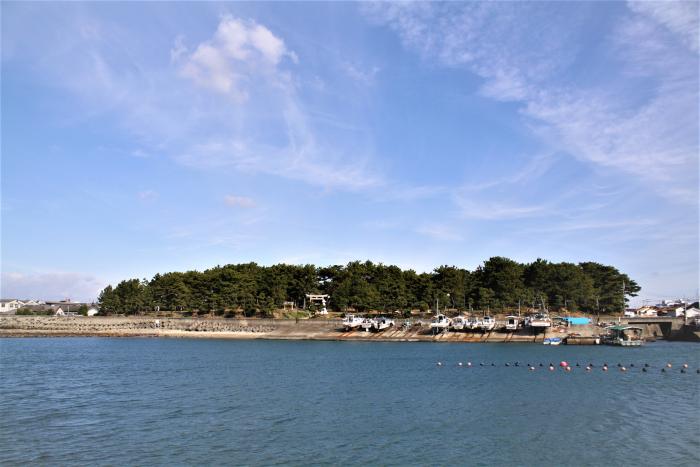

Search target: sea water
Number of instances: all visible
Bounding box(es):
[1,338,698,466]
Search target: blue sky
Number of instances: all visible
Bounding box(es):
[1,1,698,304]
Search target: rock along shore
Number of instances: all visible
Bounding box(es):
[0,316,598,343]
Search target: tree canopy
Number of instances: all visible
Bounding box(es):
[97,258,639,315]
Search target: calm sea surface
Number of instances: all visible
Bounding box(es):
[1,338,698,466]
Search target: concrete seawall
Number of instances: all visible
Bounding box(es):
[0,316,601,343]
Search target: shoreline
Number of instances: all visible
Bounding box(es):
[2,315,697,343]
[0,315,602,343]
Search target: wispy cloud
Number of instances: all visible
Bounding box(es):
[365,2,699,204]
[224,195,256,208]
[415,225,463,241]
[138,190,159,201]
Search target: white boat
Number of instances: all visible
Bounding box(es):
[450,316,467,331]
[373,317,395,331]
[430,314,451,332]
[360,318,376,332]
[481,316,496,331]
[602,326,644,346]
[468,317,482,330]
[528,313,552,329]
[543,337,562,346]
[505,315,520,331]
[342,314,364,331]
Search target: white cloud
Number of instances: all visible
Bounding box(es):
[1,272,106,303]
[176,15,297,100]
[224,195,256,208]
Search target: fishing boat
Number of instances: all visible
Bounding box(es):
[505,315,520,331]
[430,314,451,333]
[373,317,395,331]
[480,316,496,331]
[468,316,482,330]
[602,326,644,346]
[450,316,467,331]
[342,314,364,331]
[360,318,376,332]
[543,337,562,345]
[528,313,552,329]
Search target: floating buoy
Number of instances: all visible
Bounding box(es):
[549,366,555,371]
[630,363,635,367]
[683,363,688,369]
[467,362,472,367]
[585,366,591,371]
[620,366,627,372]
[437,362,443,367]
[458,362,463,367]
[666,363,672,368]
[642,367,647,372]
[529,366,535,371]
[565,366,572,372]
[603,366,608,371]
[560,361,568,368]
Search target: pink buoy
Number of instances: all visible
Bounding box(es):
[560,361,568,368]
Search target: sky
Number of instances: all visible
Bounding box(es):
[1,1,698,305]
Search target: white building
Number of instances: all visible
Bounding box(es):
[0,299,24,313]
[87,307,99,317]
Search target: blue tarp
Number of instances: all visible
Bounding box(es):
[562,317,591,325]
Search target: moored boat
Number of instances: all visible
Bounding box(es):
[528,313,552,329]
[481,316,496,331]
[505,315,520,331]
[602,325,644,346]
[543,337,562,345]
[450,316,467,331]
[430,314,451,333]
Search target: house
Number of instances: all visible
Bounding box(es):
[636,306,658,317]
[21,299,45,306]
[684,308,700,319]
[0,299,24,314]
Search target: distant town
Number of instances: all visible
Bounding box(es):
[0,299,98,317]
